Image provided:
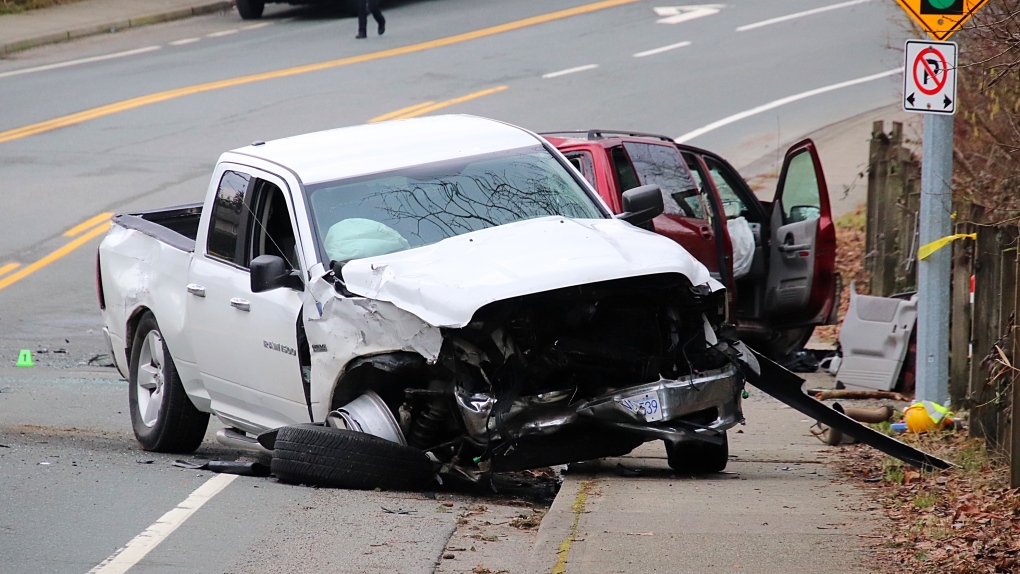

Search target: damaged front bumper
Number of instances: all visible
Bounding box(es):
[574,364,743,444]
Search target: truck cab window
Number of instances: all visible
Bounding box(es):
[624,142,703,219]
[248,180,298,270]
[610,146,641,193]
[207,170,251,265]
[703,157,748,220]
[565,151,597,189]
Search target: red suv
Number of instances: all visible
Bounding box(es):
[543,130,838,358]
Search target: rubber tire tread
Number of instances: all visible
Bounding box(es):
[236,0,265,19]
[128,312,210,453]
[271,424,434,490]
[666,432,728,474]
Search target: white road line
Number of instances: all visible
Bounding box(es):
[542,64,599,78]
[241,22,272,30]
[675,68,901,143]
[736,0,874,32]
[170,38,201,45]
[0,46,160,80]
[206,29,239,38]
[87,474,238,574]
[633,40,692,58]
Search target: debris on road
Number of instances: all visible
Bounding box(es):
[745,348,952,470]
[809,389,911,401]
[173,459,271,477]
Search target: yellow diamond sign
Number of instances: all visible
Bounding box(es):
[894,0,990,41]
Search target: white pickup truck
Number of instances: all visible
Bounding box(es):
[97,115,758,489]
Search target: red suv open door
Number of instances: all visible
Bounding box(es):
[765,140,837,327]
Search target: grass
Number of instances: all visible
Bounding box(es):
[883,457,905,484]
[0,0,87,15]
[913,491,937,509]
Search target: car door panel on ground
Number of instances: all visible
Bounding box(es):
[187,165,309,433]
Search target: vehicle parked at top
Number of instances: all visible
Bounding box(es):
[543,130,839,359]
[96,115,760,489]
[236,0,357,20]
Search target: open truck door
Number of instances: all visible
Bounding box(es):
[764,140,837,327]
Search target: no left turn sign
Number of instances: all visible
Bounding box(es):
[903,39,957,115]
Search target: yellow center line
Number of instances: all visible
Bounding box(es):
[0,222,110,291]
[368,101,436,123]
[389,86,509,121]
[0,262,20,278]
[0,0,638,145]
[64,212,114,237]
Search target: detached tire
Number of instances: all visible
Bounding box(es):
[271,424,435,490]
[128,312,209,453]
[666,432,729,474]
[236,0,265,19]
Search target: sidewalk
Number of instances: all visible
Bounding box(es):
[528,371,879,574]
[0,0,233,55]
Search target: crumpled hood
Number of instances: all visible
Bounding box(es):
[340,216,721,328]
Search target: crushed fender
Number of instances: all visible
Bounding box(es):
[744,348,953,471]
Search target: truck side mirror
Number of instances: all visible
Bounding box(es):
[617,184,664,229]
[251,255,303,293]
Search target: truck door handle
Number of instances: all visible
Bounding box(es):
[230,298,251,312]
[186,284,206,297]
[699,226,713,239]
[778,243,810,253]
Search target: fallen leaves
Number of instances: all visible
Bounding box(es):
[833,429,1020,573]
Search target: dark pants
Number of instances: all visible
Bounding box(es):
[358,0,384,35]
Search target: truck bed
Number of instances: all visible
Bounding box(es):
[112,203,202,253]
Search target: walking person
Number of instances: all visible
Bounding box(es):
[355,0,385,39]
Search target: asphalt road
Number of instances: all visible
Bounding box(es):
[0,1,913,572]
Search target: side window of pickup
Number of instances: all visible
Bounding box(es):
[703,157,749,220]
[622,142,704,219]
[565,151,597,190]
[610,146,641,193]
[247,179,299,270]
[207,170,251,265]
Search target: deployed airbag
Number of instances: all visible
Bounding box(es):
[727,216,754,279]
[324,218,410,263]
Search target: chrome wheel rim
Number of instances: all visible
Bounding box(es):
[136,330,166,428]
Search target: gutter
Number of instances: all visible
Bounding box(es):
[1,1,233,55]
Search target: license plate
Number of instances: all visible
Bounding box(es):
[620,392,663,422]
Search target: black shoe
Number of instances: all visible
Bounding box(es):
[355,32,367,39]
[378,20,385,35]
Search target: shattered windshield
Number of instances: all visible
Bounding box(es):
[306,145,605,263]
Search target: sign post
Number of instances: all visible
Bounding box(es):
[894,0,988,406]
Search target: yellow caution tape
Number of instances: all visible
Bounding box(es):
[918,233,976,260]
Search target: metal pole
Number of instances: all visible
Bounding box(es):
[916,113,953,405]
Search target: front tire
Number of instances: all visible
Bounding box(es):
[666,432,728,474]
[128,312,209,453]
[271,424,435,490]
[236,0,265,20]
[762,326,814,361]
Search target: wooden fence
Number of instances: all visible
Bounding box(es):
[865,121,1019,486]
[865,121,920,297]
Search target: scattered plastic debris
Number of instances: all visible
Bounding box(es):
[172,459,270,477]
[616,463,644,477]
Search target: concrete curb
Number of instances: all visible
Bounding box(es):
[1,1,234,56]
[526,474,590,573]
